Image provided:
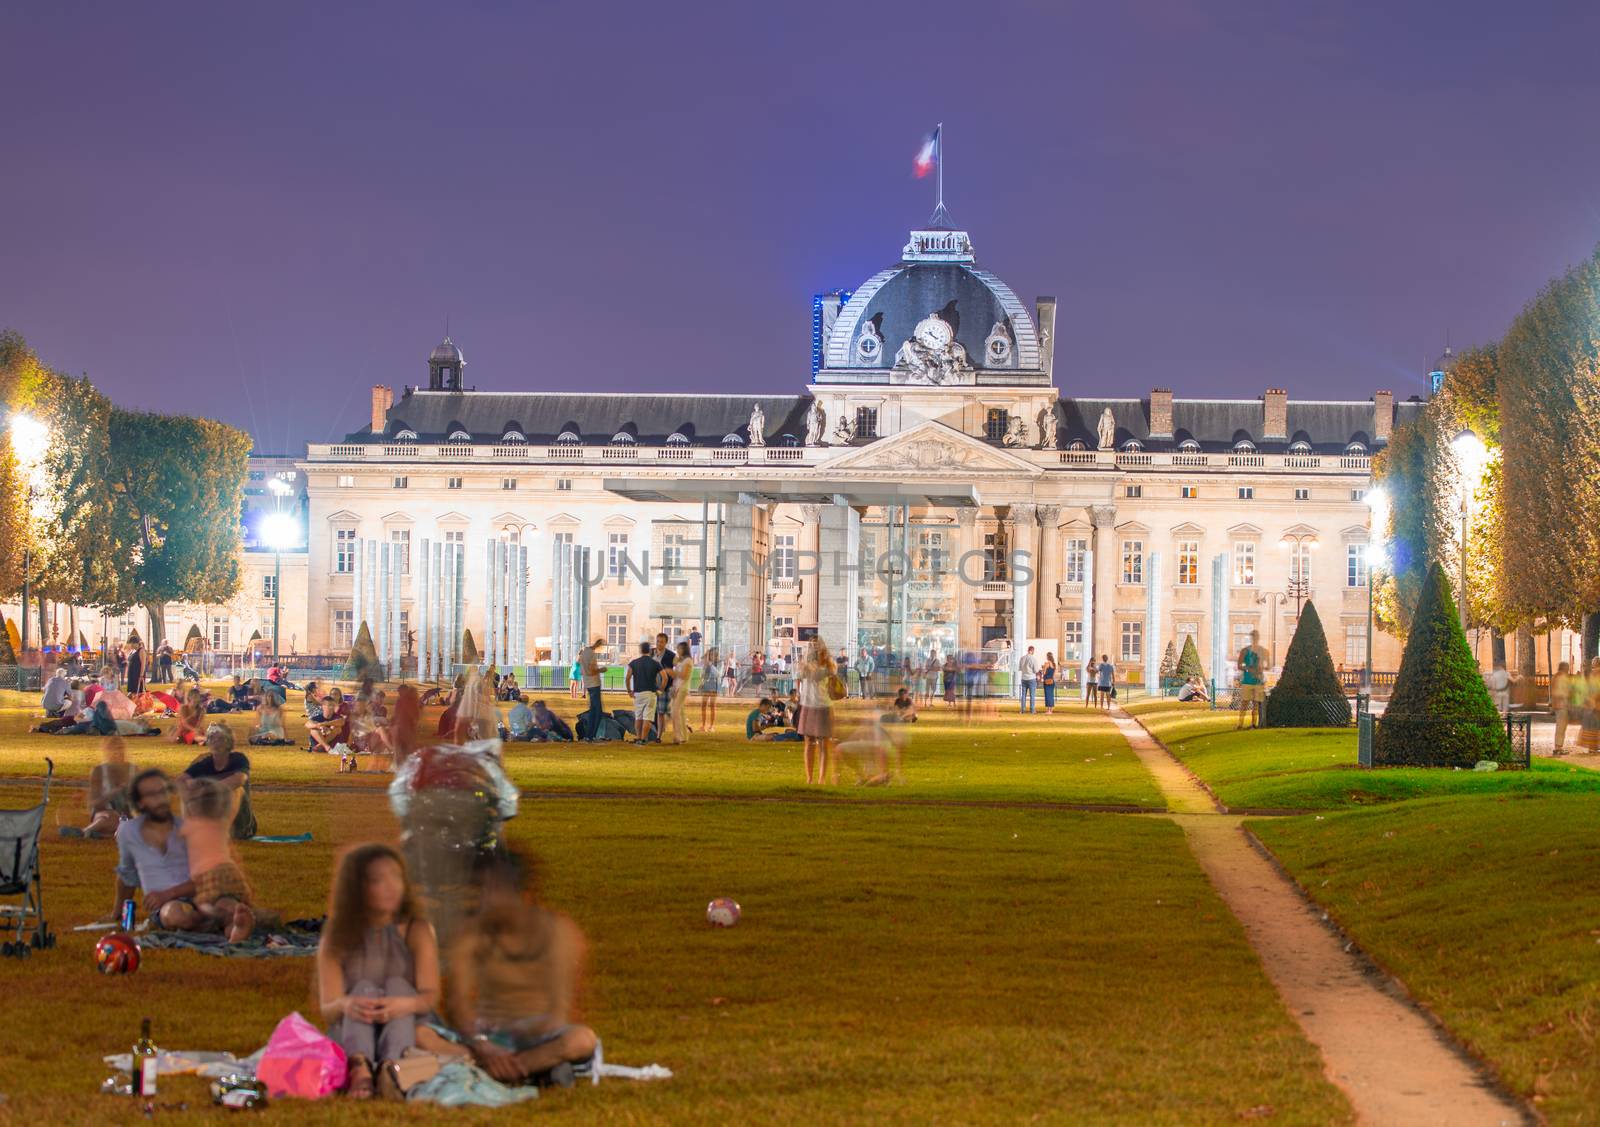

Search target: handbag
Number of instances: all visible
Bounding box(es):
[384,1051,441,1094]
[825,673,847,701]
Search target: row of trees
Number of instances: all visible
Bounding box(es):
[0,331,253,651]
[1374,245,1600,658]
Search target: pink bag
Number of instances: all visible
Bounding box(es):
[256,1012,348,1098]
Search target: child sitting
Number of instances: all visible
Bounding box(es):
[249,692,293,746]
[173,688,206,744]
[180,777,256,942]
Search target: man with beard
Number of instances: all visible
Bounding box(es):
[110,768,212,930]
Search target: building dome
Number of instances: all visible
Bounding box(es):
[818,225,1050,386]
[430,337,464,365]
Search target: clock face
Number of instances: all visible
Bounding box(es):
[914,316,953,350]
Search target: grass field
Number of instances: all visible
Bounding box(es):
[1250,796,1600,1124]
[0,692,1355,1123]
[1126,700,1600,812]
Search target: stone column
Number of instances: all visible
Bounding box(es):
[1089,504,1118,665]
[816,503,860,653]
[1035,504,1061,641]
[719,503,768,661]
[955,507,979,650]
[800,504,823,628]
[1009,503,1037,657]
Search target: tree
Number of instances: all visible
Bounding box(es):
[0,613,16,665]
[460,629,481,666]
[1176,634,1205,681]
[1264,601,1351,727]
[1374,563,1510,766]
[343,622,381,681]
[106,409,252,647]
[1158,640,1177,682]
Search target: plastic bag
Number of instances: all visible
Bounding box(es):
[255,1012,347,1099]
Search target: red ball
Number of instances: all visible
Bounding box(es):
[95,932,142,975]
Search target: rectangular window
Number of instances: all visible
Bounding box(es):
[1120,620,1142,662]
[1294,487,1310,501]
[607,532,630,579]
[606,612,629,650]
[211,617,230,651]
[1232,620,1255,660]
[855,406,878,438]
[337,474,355,488]
[550,530,573,549]
[1176,539,1199,585]
[772,534,796,581]
[1347,543,1368,588]
[984,408,1009,441]
[333,609,353,649]
[1238,486,1254,500]
[1350,489,1365,502]
[1345,623,1364,666]
[556,479,573,491]
[262,573,277,599]
[1232,541,1256,586]
[444,529,465,545]
[915,529,946,578]
[1121,539,1144,585]
[982,530,1009,582]
[772,615,795,639]
[502,478,518,490]
[1180,485,1197,499]
[1063,619,1083,663]
[447,477,462,490]
[1290,542,1313,586]
[662,533,686,581]
[390,529,411,575]
[1125,484,1142,498]
[393,476,408,489]
[1065,537,1087,584]
[335,528,357,573]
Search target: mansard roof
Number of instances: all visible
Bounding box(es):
[1054,397,1420,454]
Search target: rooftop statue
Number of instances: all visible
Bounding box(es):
[1097,407,1116,451]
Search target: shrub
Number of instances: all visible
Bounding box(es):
[0,614,16,665]
[1373,562,1509,765]
[1264,600,1351,727]
[343,621,382,681]
[1159,640,1177,681]
[1176,634,1206,681]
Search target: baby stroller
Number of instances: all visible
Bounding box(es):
[0,759,57,958]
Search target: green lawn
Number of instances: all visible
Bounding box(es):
[0,785,1351,1124]
[1126,701,1600,812]
[1250,796,1600,1124]
[0,695,1163,809]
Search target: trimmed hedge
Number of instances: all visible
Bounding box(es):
[1264,600,1351,727]
[1176,634,1206,681]
[461,629,481,666]
[1373,562,1509,765]
[343,621,382,681]
[0,614,16,665]
[1159,641,1177,681]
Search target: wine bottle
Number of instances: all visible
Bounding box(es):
[133,1017,157,1096]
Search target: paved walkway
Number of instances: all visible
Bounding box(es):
[1110,707,1527,1126]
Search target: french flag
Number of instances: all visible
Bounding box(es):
[913,126,939,179]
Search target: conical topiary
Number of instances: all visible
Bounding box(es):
[460,629,481,666]
[127,629,142,645]
[0,614,17,665]
[1264,601,1351,727]
[1159,640,1177,681]
[1373,562,1509,765]
[1176,634,1206,681]
[344,621,382,680]
[184,624,204,651]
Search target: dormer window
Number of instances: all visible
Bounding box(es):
[1178,438,1201,452]
[1069,440,1087,451]
[393,428,418,441]
[1345,441,1367,455]
[555,431,582,445]
[501,430,526,444]
[665,433,690,446]
[1288,440,1312,454]
[721,433,745,446]
[1120,439,1144,453]
[780,433,799,447]
[610,432,636,445]
[1233,439,1256,453]
[447,429,472,444]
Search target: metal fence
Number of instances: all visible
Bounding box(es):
[0,666,43,692]
[1359,712,1530,768]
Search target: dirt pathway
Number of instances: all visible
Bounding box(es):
[1110,708,1527,1126]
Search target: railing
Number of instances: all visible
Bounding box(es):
[1337,670,1398,692]
[1284,455,1322,469]
[438,445,475,459]
[492,446,530,459]
[547,445,583,460]
[1058,451,1099,465]
[660,447,695,462]
[1228,453,1266,467]
[1116,453,1153,467]
[763,447,805,462]
[383,445,421,458]
[329,445,366,458]
[979,580,1011,595]
[1340,456,1371,470]
[1171,454,1210,466]
[712,448,748,463]
[601,445,639,460]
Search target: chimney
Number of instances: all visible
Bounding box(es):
[1373,390,1393,445]
[370,385,393,435]
[1035,296,1057,380]
[1149,388,1173,438]
[1263,388,1288,440]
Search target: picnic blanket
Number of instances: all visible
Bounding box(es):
[249,832,313,844]
[138,924,320,958]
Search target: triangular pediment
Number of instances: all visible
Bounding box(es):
[819,421,1042,476]
[1169,521,1206,536]
[1228,522,1263,536]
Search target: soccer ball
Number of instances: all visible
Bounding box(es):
[95,932,142,975]
[705,897,741,928]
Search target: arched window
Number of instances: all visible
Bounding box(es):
[393,428,418,442]
[1069,440,1087,451]
[665,432,689,446]
[1233,439,1256,453]
[1120,439,1144,453]
[555,431,582,445]
[1289,439,1312,454]
[722,433,745,446]
[447,429,472,443]
[780,433,799,447]
[501,429,526,444]
[610,432,636,445]
[1345,440,1367,455]
[1178,438,1201,452]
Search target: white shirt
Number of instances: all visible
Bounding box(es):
[1017,652,1040,680]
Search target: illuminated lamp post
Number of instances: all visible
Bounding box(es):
[1363,486,1390,692]
[1277,531,1320,621]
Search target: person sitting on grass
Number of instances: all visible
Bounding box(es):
[228,675,253,711]
[501,697,536,741]
[41,666,71,717]
[447,849,598,1089]
[303,681,324,721]
[111,768,212,931]
[319,843,440,1101]
[309,692,351,753]
[61,736,137,839]
[746,697,778,741]
[531,700,574,742]
[179,777,256,943]
[179,724,256,840]
[884,686,918,723]
[1177,676,1210,703]
[173,688,206,744]
[249,690,292,746]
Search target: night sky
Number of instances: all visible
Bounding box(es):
[6,1,1600,452]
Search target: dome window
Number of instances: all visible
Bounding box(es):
[392,428,418,442]
[447,429,472,444]
[1289,439,1312,454]
[555,431,582,446]
[501,430,526,444]
[665,432,690,446]
[1345,441,1367,455]
[780,433,799,447]
[721,433,745,446]
[1120,439,1144,453]
[1068,440,1087,452]
[610,432,637,445]
[1178,438,1201,453]
[1233,439,1256,453]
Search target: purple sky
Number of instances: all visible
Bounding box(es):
[6,1,1600,452]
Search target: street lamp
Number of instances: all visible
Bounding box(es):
[1363,487,1390,692]
[260,480,299,668]
[1277,532,1320,620]
[7,412,47,658]
[1450,427,1486,635]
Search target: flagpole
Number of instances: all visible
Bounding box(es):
[936,121,944,213]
